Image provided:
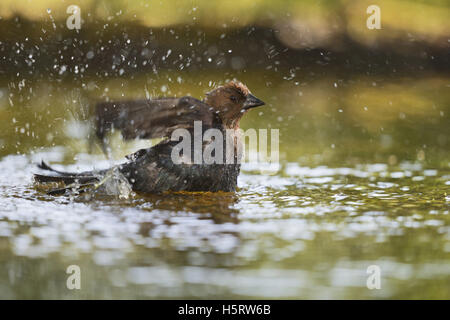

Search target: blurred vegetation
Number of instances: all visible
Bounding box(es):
[0,0,449,42]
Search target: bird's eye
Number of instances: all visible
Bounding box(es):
[230,96,238,103]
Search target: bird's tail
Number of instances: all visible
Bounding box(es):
[34,161,100,195]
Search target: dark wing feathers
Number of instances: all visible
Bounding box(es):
[95,96,216,143]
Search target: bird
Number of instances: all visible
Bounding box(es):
[34,81,265,195]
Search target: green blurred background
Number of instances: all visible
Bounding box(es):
[0,0,449,165]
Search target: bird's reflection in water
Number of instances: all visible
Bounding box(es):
[68,189,241,239]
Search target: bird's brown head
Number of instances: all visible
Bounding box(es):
[204,81,265,128]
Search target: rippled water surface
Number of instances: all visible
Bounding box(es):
[0,149,448,299]
[0,74,449,299]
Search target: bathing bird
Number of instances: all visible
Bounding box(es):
[34,81,265,195]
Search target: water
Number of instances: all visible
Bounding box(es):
[0,73,449,299]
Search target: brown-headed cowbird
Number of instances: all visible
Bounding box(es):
[34,81,265,195]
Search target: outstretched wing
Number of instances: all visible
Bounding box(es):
[95,96,217,144]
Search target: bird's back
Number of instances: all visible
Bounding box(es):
[118,134,241,193]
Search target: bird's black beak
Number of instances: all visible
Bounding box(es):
[243,93,265,110]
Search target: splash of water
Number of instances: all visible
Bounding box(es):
[95,167,133,199]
